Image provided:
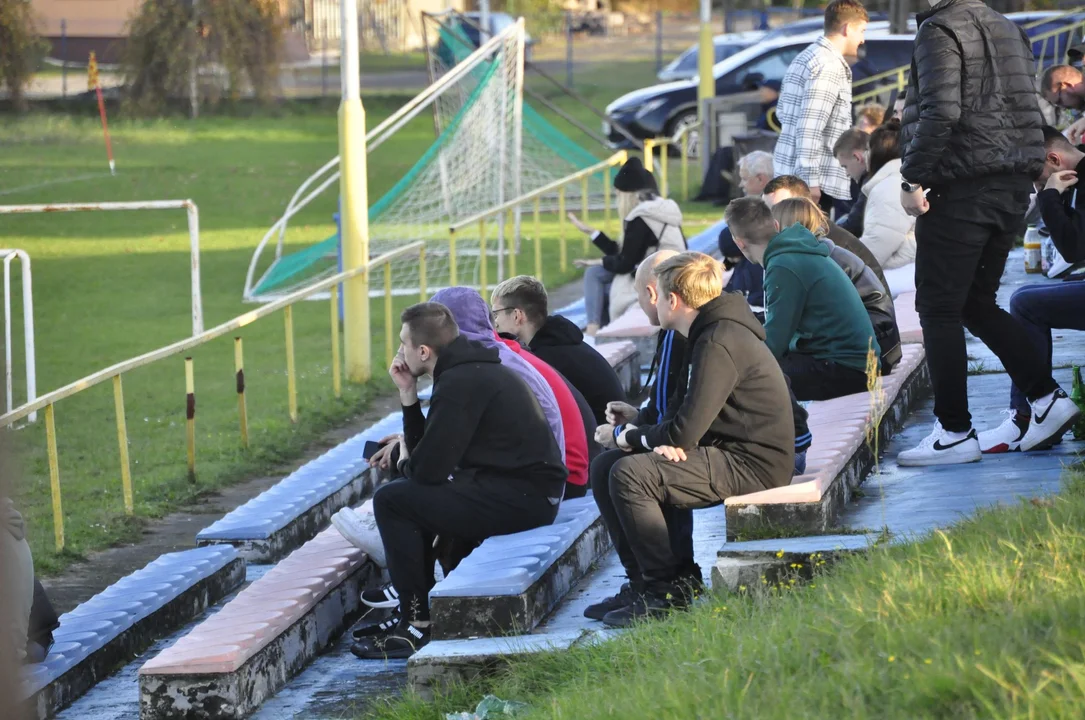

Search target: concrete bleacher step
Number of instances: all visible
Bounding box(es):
[711,534,883,593]
[724,344,931,539]
[139,527,378,719]
[22,546,244,720]
[593,340,641,397]
[429,496,611,640]
[195,420,393,563]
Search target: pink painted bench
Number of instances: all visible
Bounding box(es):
[138,527,374,719]
[895,291,922,344]
[724,343,930,538]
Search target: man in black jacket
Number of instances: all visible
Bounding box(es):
[489,275,626,424]
[352,303,566,659]
[896,0,1079,466]
[979,126,1085,454]
[593,252,794,627]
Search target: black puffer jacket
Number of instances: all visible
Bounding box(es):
[823,239,902,375]
[900,0,1044,188]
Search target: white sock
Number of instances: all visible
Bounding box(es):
[943,429,972,443]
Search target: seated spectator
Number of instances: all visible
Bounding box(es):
[718,230,764,310]
[352,303,566,659]
[890,89,906,121]
[1041,65,1085,142]
[855,103,886,133]
[979,126,1085,453]
[726,197,879,401]
[737,150,774,197]
[762,174,890,294]
[568,156,686,336]
[771,197,902,375]
[2,498,33,664]
[858,119,916,296]
[592,252,794,626]
[832,128,870,237]
[490,275,626,425]
[433,287,590,498]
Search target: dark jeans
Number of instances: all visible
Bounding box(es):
[1007,281,1085,415]
[915,190,1058,432]
[779,352,868,401]
[373,476,557,622]
[592,447,767,586]
[564,480,589,499]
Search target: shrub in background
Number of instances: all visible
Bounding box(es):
[0,0,48,112]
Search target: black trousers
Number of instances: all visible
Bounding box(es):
[373,476,557,621]
[780,352,868,401]
[591,448,767,587]
[915,188,1058,432]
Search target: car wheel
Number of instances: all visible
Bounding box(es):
[666,111,700,160]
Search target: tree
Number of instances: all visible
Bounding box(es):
[122,0,283,116]
[0,0,47,112]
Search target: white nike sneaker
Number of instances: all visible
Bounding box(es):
[1020,389,1081,452]
[978,411,1028,454]
[897,423,982,467]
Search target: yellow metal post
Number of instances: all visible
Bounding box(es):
[479,220,488,297]
[339,0,371,383]
[234,337,250,447]
[581,176,589,254]
[419,247,427,301]
[681,134,690,201]
[697,0,715,109]
[113,375,133,515]
[604,170,612,234]
[533,197,542,281]
[507,210,517,278]
[660,143,669,198]
[559,186,567,272]
[185,357,196,483]
[384,263,394,368]
[329,289,341,400]
[284,306,298,422]
[449,230,458,286]
[44,403,64,551]
[644,140,654,173]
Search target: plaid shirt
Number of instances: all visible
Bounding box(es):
[773,36,853,201]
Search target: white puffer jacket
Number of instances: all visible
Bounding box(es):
[609,197,686,320]
[860,158,917,270]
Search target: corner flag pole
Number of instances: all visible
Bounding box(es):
[87,52,116,176]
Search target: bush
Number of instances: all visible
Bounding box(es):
[0,0,48,112]
[122,0,283,116]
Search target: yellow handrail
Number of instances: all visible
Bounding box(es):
[0,241,425,429]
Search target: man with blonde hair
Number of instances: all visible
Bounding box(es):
[591,251,794,627]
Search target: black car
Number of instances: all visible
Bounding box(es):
[603,31,915,156]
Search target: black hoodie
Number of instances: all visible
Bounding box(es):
[625,295,794,490]
[1037,150,1085,265]
[401,335,567,499]
[527,315,627,424]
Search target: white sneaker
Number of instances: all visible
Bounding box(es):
[897,423,982,467]
[330,504,387,568]
[978,411,1028,454]
[1020,389,1081,452]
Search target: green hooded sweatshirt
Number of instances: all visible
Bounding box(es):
[763,223,879,372]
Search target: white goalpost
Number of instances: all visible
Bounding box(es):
[0,250,37,423]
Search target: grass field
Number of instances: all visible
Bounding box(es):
[367,470,1085,720]
[0,58,721,573]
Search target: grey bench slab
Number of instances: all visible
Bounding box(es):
[594,341,641,397]
[21,546,243,720]
[429,496,611,640]
[194,414,405,562]
[711,534,890,592]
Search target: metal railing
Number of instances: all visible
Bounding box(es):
[449,152,628,294]
[643,123,694,202]
[2,242,424,551]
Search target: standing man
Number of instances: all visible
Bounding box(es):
[897,0,1080,466]
[773,0,869,214]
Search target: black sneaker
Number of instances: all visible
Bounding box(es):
[350,620,430,660]
[601,585,687,628]
[584,582,640,621]
[675,564,705,603]
[360,583,400,609]
[351,611,400,640]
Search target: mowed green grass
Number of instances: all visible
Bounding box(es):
[368,472,1085,720]
[0,59,720,573]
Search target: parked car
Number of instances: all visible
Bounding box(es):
[604,28,914,157]
[657,31,765,82]
[759,13,888,41]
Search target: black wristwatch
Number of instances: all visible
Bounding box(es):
[901,181,921,193]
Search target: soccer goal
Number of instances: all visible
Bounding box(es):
[0,249,37,423]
